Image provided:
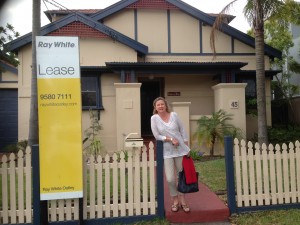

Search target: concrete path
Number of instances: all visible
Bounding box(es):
[164,179,230,224]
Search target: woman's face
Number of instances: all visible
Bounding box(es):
[155,100,166,113]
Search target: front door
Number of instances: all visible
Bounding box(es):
[139,78,164,137]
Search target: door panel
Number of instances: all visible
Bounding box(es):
[140,79,163,136]
[0,89,18,151]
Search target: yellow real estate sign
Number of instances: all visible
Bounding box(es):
[36,36,83,200]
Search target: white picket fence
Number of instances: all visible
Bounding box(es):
[0,148,32,224]
[234,139,300,207]
[0,142,157,224]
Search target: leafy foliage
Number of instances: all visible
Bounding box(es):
[193,109,243,156]
[0,23,20,70]
[3,140,28,153]
[251,125,300,145]
[83,109,103,159]
[244,1,300,124]
[189,149,204,161]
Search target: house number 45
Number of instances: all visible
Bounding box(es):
[230,100,239,109]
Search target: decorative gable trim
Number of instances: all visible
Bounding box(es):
[48,21,109,38]
[6,12,148,55]
[126,0,178,9]
[166,0,281,59]
[91,0,138,21]
[90,0,281,59]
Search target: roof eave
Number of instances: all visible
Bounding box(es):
[105,62,248,73]
[6,12,148,55]
[91,0,138,21]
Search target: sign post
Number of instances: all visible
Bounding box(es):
[36,36,83,200]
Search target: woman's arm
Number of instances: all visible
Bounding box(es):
[151,116,174,143]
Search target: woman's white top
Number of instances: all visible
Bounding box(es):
[151,112,190,159]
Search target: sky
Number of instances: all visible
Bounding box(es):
[0,0,251,36]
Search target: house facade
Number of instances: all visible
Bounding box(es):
[3,0,281,154]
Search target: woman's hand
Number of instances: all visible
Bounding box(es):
[172,138,179,146]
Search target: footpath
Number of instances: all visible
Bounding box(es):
[164,178,231,224]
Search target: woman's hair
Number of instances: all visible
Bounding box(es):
[153,97,171,114]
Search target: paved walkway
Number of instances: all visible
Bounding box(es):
[164,179,230,224]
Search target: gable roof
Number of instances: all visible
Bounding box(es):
[7,0,281,60]
[44,9,101,22]
[6,12,148,55]
[0,60,18,74]
[91,0,281,59]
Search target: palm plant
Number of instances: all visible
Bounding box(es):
[193,109,243,156]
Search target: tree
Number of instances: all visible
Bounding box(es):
[243,1,300,124]
[0,23,20,71]
[193,110,243,156]
[28,0,41,146]
[210,0,298,144]
[265,20,300,124]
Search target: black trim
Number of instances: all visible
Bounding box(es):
[89,0,281,58]
[91,0,138,21]
[80,66,112,73]
[236,69,281,77]
[6,12,148,55]
[0,61,18,74]
[168,10,171,54]
[166,0,282,59]
[146,52,256,56]
[199,21,202,54]
[106,61,247,73]
[6,0,282,60]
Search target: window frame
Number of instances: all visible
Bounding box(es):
[236,75,257,98]
[81,72,103,110]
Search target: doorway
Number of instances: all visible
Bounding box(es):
[139,78,164,137]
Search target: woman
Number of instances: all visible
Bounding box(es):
[150,97,190,213]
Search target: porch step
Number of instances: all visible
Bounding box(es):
[164,178,230,224]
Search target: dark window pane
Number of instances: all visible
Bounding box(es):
[81,76,97,92]
[238,77,256,97]
[82,91,96,107]
[244,79,256,97]
[81,73,103,110]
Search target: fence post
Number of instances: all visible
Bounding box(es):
[156,141,165,218]
[224,136,237,214]
[32,145,48,225]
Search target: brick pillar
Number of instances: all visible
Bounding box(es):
[115,83,142,151]
[212,83,247,138]
[171,102,191,144]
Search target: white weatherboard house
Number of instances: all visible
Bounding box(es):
[1,0,281,155]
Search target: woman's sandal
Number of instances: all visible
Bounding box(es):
[171,204,179,212]
[181,204,190,213]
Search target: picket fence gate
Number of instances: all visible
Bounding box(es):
[0,141,160,224]
[225,137,300,213]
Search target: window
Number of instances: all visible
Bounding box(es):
[243,79,256,97]
[237,76,256,97]
[81,74,103,110]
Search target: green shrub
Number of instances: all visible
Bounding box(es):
[3,140,28,153]
[252,125,300,145]
[189,149,204,161]
[267,125,300,145]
